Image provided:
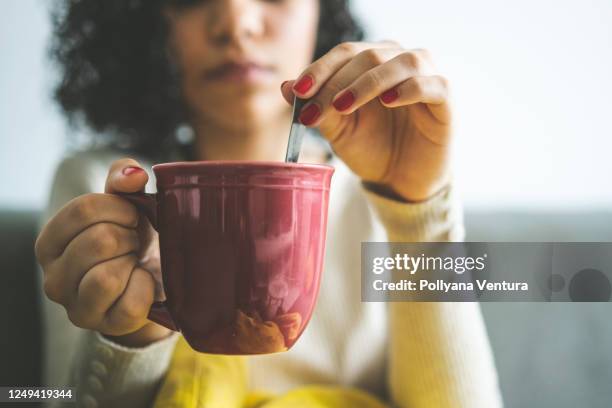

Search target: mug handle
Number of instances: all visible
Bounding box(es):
[118,192,179,332]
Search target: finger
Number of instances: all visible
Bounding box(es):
[379,75,451,124]
[48,223,139,305]
[297,47,404,127]
[35,194,139,265]
[280,80,296,105]
[331,51,435,115]
[105,158,149,194]
[67,254,136,329]
[292,40,400,99]
[103,266,156,335]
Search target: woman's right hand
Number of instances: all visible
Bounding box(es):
[35,158,172,347]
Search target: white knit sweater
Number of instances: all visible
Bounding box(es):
[40,148,503,408]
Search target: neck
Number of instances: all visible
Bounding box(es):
[192,110,290,162]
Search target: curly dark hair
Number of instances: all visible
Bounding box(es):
[50,0,364,158]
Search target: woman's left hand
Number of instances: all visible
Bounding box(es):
[281,41,452,202]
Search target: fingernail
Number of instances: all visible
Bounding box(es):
[333,90,355,112]
[381,89,399,104]
[122,166,144,176]
[299,103,321,126]
[293,75,314,95]
[281,80,289,89]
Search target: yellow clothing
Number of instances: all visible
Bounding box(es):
[153,336,388,408]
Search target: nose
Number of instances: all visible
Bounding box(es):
[208,0,265,47]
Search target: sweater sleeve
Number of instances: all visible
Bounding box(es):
[362,184,504,408]
[66,331,180,408]
[40,152,177,408]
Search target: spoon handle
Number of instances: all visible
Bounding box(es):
[285,96,308,163]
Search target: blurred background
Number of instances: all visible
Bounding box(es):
[1,0,611,407]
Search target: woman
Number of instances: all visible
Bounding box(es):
[36,0,503,406]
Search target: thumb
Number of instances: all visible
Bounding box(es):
[104,158,149,194]
[280,80,297,105]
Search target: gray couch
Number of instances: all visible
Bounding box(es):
[0,210,42,390]
[466,210,612,408]
[2,209,611,407]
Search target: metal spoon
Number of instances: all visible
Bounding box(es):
[285,96,308,163]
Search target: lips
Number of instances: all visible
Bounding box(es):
[203,61,275,83]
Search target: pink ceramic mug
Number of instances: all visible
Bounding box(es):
[121,161,334,355]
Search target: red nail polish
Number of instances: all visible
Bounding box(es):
[299,104,321,126]
[333,91,355,112]
[381,89,399,104]
[122,166,144,176]
[293,75,314,95]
